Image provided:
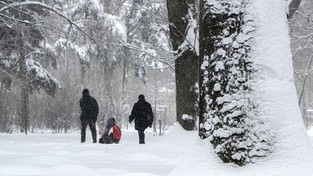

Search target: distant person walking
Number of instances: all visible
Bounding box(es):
[129,94,153,144]
[80,89,99,143]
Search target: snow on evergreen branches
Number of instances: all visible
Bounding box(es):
[0,1,61,96]
[26,58,61,96]
[0,53,61,96]
[55,0,170,79]
[200,0,274,166]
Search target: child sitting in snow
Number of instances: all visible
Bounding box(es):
[99,118,121,144]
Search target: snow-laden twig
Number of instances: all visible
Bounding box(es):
[0,69,23,86]
[0,1,97,46]
[118,39,175,71]
[298,57,313,105]
[292,34,313,88]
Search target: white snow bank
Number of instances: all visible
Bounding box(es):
[0,124,197,176]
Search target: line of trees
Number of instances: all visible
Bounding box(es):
[0,0,176,134]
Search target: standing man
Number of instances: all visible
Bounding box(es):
[80,88,99,143]
[129,94,153,144]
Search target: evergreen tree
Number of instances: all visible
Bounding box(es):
[0,0,61,133]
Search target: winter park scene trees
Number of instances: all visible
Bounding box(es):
[0,0,313,176]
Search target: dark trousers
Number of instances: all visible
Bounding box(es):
[81,118,97,143]
[99,134,120,144]
[138,128,145,144]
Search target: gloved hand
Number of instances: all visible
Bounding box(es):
[129,118,132,124]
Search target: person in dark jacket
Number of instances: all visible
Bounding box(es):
[80,88,99,143]
[129,94,153,144]
[99,118,121,144]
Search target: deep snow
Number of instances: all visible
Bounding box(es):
[0,125,312,176]
[0,125,194,176]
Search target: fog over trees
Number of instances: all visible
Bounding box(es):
[0,0,175,134]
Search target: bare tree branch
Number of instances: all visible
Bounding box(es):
[298,57,313,105]
[289,0,302,19]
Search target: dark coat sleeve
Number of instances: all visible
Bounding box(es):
[129,104,137,123]
[80,98,89,120]
[79,98,84,112]
[92,97,99,116]
[91,97,99,120]
[147,103,153,126]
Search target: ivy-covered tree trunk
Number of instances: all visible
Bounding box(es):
[199,0,273,166]
[167,0,198,130]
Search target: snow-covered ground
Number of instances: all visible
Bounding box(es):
[0,125,312,176]
[0,125,195,176]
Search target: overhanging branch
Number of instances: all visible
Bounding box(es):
[0,1,98,45]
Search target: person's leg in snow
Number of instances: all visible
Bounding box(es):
[99,135,113,144]
[138,128,145,144]
[81,120,88,143]
[89,119,97,143]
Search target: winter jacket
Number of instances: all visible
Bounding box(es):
[129,99,153,130]
[100,118,121,144]
[80,90,99,122]
[111,125,121,139]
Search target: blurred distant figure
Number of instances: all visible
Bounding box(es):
[129,94,153,144]
[80,89,99,143]
[99,118,121,144]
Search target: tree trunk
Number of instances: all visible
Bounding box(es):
[19,43,29,135]
[167,0,198,130]
[288,0,302,19]
[198,0,273,166]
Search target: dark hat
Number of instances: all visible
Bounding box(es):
[138,94,145,100]
[82,89,89,95]
[107,118,116,127]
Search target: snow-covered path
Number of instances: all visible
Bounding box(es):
[0,125,197,176]
[308,128,313,145]
[0,125,312,176]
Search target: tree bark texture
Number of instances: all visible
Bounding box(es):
[19,43,29,135]
[167,0,198,130]
[288,0,302,19]
[198,0,271,166]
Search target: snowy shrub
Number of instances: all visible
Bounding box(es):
[199,0,274,166]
